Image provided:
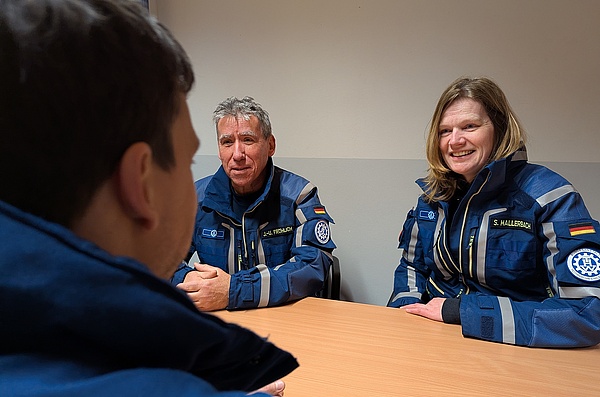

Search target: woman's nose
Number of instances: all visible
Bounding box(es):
[448,128,465,145]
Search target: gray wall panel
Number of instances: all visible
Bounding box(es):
[193,155,600,305]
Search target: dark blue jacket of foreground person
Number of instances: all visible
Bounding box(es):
[0,200,298,397]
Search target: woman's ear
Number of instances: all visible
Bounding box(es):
[115,142,159,231]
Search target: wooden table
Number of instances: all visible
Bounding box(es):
[214,297,600,396]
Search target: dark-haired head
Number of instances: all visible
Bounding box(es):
[0,0,194,226]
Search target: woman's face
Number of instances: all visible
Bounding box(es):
[438,97,495,183]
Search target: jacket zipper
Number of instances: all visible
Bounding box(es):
[459,173,490,291]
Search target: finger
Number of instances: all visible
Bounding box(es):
[199,269,218,279]
[194,262,213,271]
[176,282,201,292]
[251,380,285,396]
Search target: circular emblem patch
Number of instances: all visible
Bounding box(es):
[567,248,600,282]
[427,211,435,220]
[314,220,330,245]
[210,229,217,238]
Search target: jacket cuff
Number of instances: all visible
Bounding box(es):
[442,297,461,324]
[170,262,194,285]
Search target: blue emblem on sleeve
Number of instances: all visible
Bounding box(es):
[314,220,330,244]
[567,248,600,282]
[419,210,436,221]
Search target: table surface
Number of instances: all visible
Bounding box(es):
[214,297,600,397]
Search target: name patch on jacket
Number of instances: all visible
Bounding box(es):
[262,226,294,239]
[202,228,225,239]
[490,217,532,232]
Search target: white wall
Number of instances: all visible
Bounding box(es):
[157,0,600,305]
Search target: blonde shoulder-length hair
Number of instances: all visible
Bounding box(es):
[423,77,526,202]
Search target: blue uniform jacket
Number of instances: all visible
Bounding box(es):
[388,148,600,347]
[172,159,336,309]
[0,200,298,396]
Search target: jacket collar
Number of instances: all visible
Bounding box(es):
[417,146,529,195]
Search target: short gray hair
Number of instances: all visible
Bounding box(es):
[212,96,272,139]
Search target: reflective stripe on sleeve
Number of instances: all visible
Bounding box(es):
[559,286,600,299]
[536,185,576,208]
[295,208,307,224]
[257,264,271,307]
[542,222,560,294]
[390,291,422,303]
[498,296,516,344]
[296,182,316,205]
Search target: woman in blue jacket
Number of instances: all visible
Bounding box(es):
[388,77,600,348]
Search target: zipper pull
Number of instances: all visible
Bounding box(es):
[237,239,243,272]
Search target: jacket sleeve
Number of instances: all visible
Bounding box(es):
[170,248,196,285]
[460,190,600,348]
[387,207,430,308]
[228,187,336,309]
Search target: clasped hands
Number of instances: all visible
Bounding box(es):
[176,263,231,311]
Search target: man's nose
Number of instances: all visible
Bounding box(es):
[232,141,245,160]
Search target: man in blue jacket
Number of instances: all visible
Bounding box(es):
[173,97,336,311]
[0,1,297,396]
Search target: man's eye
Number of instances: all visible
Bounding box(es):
[220,140,233,146]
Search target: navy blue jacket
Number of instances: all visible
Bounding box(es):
[173,159,336,309]
[0,200,298,396]
[388,148,600,347]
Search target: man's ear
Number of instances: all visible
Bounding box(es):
[115,142,159,231]
[268,135,276,156]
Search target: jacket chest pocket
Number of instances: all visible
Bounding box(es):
[197,236,231,268]
[485,230,537,274]
[262,236,292,266]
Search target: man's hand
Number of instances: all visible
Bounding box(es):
[176,263,230,311]
[403,297,446,322]
[250,380,285,396]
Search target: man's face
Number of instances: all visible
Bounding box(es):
[217,115,275,195]
[151,94,199,278]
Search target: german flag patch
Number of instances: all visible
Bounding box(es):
[569,222,596,236]
[313,206,326,215]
